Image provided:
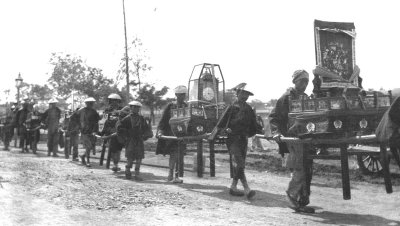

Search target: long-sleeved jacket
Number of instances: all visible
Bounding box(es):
[269,87,304,156]
[100,106,122,136]
[218,100,257,137]
[75,107,100,135]
[117,112,149,159]
[156,101,187,155]
[26,110,42,130]
[16,107,30,128]
[42,107,61,133]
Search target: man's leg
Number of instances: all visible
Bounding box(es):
[80,134,88,165]
[168,150,177,182]
[231,153,254,198]
[299,160,313,207]
[3,128,11,150]
[134,159,143,181]
[85,146,91,166]
[92,137,97,155]
[25,131,31,151]
[178,143,185,177]
[52,131,59,157]
[286,168,314,213]
[111,150,122,171]
[125,158,133,179]
[173,149,183,183]
[19,128,26,152]
[229,158,244,196]
[64,136,71,159]
[110,138,122,171]
[47,132,54,156]
[31,130,39,153]
[227,137,244,196]
[71,134,79,160]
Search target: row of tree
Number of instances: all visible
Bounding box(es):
[16,37,171,124]
[18,36,274,124]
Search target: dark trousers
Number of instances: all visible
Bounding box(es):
[168,142,185,177]
[65,133,79,158]
[47,131,59,155]
[18,127,29,150]
[3,126,13,149]
[109,136,123,165]
[227,135,248,180]
[28,129,40,151]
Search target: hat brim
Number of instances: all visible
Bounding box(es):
[237,89,254,96]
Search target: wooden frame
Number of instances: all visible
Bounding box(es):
[314,20,358,89]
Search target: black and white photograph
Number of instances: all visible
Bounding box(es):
[1,0,400,225]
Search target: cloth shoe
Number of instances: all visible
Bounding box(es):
[167,171,173,182]
[53,153,59,157]
[229,188,245,197]
[246,190,256,199]
[172,177,183,184]
[299,196,310,207]
[80,155,86,165]
[125,167,132,179]
[295,206,315,214]
[134,170,143,181]
[286,191,299,209]
[112,166,121,172]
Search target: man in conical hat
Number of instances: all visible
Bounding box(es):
[218,83,258,199]
[156,85,188,183]
[42,98,61,157]
[76,97,100,167]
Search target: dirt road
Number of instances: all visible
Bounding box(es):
[0,143,400,226]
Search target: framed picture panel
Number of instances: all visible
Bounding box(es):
[314,20,358,89]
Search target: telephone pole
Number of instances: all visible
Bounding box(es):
[122,0,130,103]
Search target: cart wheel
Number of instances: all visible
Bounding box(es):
[357,154,390,175]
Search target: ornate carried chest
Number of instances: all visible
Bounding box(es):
[288,20,392,139]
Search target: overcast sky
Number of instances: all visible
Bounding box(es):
[0,0,399,103]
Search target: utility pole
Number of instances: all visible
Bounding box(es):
[122,0,130,103]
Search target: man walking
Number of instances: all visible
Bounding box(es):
[269,69,315,213]
[100,93,123,171]
[15,101,31,153]
[26,104,42,154]
[76,97,100,167]
[156,85,187,183]
[2,103,17,151]
[117,100,152,180]
[42,99,61,157]
[65,108,81,161]
[218,84,258,199]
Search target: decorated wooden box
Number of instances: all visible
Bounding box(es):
[288,20,392,139]
[288,93,392,138]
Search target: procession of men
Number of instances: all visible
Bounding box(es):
[0,73,320,215]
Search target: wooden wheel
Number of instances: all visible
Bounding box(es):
[357,154,390,175]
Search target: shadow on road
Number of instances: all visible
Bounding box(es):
[177,182,288,208]
[135,176,289,208]
[311,211,400,225]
